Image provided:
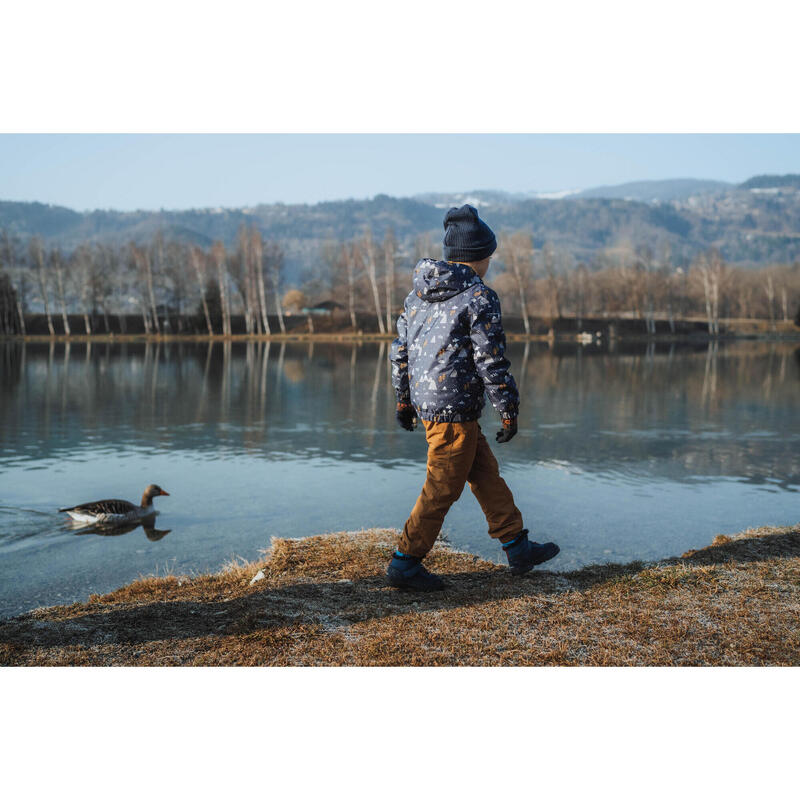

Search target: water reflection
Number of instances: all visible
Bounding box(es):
[71,518,172,542]
[1,339,799,488]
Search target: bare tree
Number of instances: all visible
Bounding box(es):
[113,244,141,334]
[94,244,118,333]
[2,230,26,334]
[50,248,71,335]
[0,272,21,334]
[505,231,535,334]
[235,226,256,334]
[542,242,562,319]
[764,274,776,329]
[575,262,588,328]
[323,240,353,326]
[72,244,98,334]
[250,229,271,335]
[190,247,214,335]
[29,236,55,335]
[129,244,153,333]
[161,240,190,332]
[656,243,676,332]
[360,227,386,333]
[148,234,165,333]
[413,232,433,264]
[692,249,726,336]
[345,242,358,329]
[299,244,332,305]
[265,240,286,334]
[383,228,397,332]
[227,244,248,333]
[143,244,161,333]
[636,245,656,334]
[211,242,231,336]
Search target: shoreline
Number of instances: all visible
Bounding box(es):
[1,523,798,666]
[2,331,799,345]
[2,314,798,345]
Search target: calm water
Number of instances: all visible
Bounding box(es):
[1,339,798,618]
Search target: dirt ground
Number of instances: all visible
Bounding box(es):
[1,524,798,666]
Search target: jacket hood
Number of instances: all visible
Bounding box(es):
[412,258,482,303]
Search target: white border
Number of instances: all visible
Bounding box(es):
[3,2,800,133]
[2,668,797,796]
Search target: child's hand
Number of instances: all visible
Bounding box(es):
[496,417,518,443]
[396,403,417,432]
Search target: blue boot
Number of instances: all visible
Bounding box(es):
[502,530,560,575]
[387,551,446,592]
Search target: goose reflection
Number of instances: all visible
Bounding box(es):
[70,518,172,542]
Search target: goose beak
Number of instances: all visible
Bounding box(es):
[160,490,170,496]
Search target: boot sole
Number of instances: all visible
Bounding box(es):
[387,573,446,592]
[509,544,560,575]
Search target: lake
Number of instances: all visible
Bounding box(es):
[1,338,798,618]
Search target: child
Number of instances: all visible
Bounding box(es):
[388,204,560,591]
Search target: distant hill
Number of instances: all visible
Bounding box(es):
[2,174,800,280]
[576,178,731,202]
[739,174,800,190]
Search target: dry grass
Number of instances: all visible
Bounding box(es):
[1,524,798,666]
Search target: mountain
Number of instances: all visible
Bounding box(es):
[576,178,732,202]
[2,175,800,281]
[739,174,800,190]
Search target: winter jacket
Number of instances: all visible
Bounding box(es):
[390,258,520,423]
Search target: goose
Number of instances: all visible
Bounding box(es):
[59,484,170,525]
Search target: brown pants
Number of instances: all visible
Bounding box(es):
[399,420,524,558]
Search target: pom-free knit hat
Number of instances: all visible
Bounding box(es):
[442,204,497,263]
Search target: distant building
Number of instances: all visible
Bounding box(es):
[301,300,345,315]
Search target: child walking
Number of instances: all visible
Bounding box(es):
[388,204,560,591]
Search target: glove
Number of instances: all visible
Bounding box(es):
[396,402,417,432]
[496,417,518,443]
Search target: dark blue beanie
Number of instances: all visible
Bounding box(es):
[442,204,497,263]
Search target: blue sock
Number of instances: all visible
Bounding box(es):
[502,532,527,550]
[391,550,421,571]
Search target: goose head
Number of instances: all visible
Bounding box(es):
[141,484,170,507]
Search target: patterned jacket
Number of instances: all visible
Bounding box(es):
[390,258,520,423]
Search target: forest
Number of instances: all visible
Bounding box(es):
[1,224,799,337]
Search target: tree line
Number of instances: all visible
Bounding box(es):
[1,225,799,336]
[0,226,289,336]
[490,233,800,335]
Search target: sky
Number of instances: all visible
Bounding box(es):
[1,134,799,212]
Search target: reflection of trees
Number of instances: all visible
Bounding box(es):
[701,340,718,406]
[0,341,23,389]
[282,358,306,384]
[509,340,800,484]
[1,341,798,487]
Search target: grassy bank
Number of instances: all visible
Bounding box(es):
[1,524,798,666]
